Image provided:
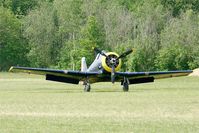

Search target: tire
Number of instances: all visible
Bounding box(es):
[123,82,129,92]
[84,84,91,92]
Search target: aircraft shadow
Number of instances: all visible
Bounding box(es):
[21,87,159,93]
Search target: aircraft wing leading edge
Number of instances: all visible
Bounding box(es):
[9,66,100,84]
[116,70,192,79]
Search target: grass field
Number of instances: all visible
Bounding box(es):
[0,72,199,133]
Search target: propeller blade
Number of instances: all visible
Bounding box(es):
[93,47,108,58]
[117,48,134,59]
[111,66,116,83]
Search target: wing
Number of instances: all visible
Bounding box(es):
[9,66,100,84]
[116,70,192,84]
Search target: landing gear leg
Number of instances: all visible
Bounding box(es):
[84,82,91,92]
[123,77,129,92]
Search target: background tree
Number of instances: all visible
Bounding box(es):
[1,0,199,71]
[0,6,28,71]
[54,0,84,70]
[23,2,59,67]
[129,2,169,71]
[0,0,12,9]
[161,0,199,16]
[79,16,106,66]
[156,10,199,70]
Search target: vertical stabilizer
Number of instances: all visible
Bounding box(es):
[81,57,87,72]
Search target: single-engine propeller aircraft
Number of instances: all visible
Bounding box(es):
[9,48,192,92]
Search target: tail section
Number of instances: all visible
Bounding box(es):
[81,57,87,72]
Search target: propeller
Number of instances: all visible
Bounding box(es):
[93,47,109,58]
[111,49,134,83]
[93,47,134,84]
[111,66,115,83]
[117,49,134,60]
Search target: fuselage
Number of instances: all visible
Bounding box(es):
[87,53,103,72]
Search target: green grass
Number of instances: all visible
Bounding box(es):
[0,72,199,133]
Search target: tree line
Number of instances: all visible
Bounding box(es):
[0,0,199,71]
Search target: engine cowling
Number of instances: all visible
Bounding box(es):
[101,52,122,72]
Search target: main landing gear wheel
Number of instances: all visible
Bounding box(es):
[122,77,129,92]
[123,82,129,92]
[84,84,91,92]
